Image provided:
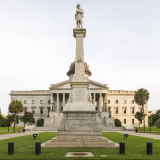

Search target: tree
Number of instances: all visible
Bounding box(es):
[20,112,35,126]
[7,114,19,127]
[155,119,160,128]
[8,100,24,132]
[134,88,149,132]
[114,118,122,127]
[150,111,160,126]
[134,111,143,127]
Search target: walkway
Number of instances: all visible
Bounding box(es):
[0,131,56,140]
[116,131,160,140]
[1,131,160,141]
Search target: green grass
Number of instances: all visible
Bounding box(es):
[135,127,160,131]
[0,132,160,159]
[0,127,24,135]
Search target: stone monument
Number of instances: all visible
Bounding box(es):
[42,5,118,148]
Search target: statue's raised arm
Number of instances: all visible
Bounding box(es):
[75,4,84,28]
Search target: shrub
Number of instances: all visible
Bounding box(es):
[114,118,122,127]
[37,118,44,127]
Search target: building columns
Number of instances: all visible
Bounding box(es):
[63,93,65,110]
[99,93,102,112]
[57,93,59,113]
[93,93,96,107]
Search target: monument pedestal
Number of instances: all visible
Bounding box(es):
[42,111,119,148]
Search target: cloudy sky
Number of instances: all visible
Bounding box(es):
[0,0,160,115]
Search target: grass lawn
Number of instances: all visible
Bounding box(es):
[0,132,160,159]
[0,127,24,135]
[134,127,160,132]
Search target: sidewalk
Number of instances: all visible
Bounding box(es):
[116,131,160,140]
[0,131,56,140]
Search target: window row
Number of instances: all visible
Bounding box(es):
[24,100,51,104]
[107,100,134,104]
[114,108,135,114]
[123,119,142,124]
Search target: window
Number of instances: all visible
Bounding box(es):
[96,98,98,102]
[132,108,134,114]
[123,100,126,104]
[115,100,118,104]
[61,106,63,111]
[32,110,35,114]
[116,108,118,114]
[24,100,27,104]
[40,108,43,114]
[48,100,51,104]
[40,100,43,104]
[124,119,126,124]
[108,100,110,104]
[24,108,27,112]
[132,100,134,104]
[132,119,134,124]
[60,98,63,102]
[32,100,35,104]
[124,108,126,114]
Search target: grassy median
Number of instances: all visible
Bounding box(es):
[0,132,160,159]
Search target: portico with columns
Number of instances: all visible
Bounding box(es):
[49,79,109,114]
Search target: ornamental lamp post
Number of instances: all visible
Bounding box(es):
[47,105,50,117]
[8,112,10,132]
[148,111,152,132]
[52,101,53,111]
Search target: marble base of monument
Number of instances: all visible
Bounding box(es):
[41,111,119,148]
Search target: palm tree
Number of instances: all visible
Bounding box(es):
[8,100,24,132]
[134,88,149,132]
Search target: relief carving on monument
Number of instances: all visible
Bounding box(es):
[87,89,92,102]
[68,91,73,102]
[75,4,84,28]
[77,55,83,63]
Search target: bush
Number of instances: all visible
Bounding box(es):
[0,115,8,127]
[37,118,44,127]
[114,118,122,127]
[155,119,160,128]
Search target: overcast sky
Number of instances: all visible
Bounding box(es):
[0,0,160,115]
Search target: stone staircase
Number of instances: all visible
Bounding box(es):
[96,113,124,131]
[52,113,63,130]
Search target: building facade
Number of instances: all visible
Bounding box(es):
[9,61,148,127]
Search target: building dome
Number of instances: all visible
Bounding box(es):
[67,61,92,79]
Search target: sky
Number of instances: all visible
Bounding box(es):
[0,0,160,115]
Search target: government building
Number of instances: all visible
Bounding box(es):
[9,61,148,128]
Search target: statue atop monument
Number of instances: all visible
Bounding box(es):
[75,4,84,28]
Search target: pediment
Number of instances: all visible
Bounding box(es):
[50,80,71,89]
[49,79,109,90]
[89,80,109,89]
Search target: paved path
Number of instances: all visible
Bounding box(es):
[0,131,56,140]
[1,131,160,141]
[116,131,160,140]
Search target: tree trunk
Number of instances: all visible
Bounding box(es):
[139,121,140,127]
[13,113,16,132]
[142,105,145,132]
